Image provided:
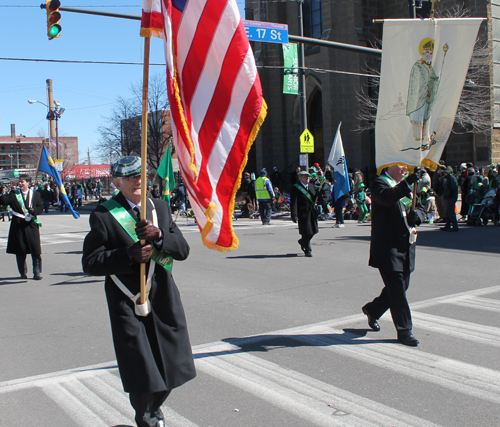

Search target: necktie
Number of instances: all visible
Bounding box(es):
[133,205,141,220]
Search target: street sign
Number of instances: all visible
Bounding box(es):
[244,20,289,44]
[300,129,314,153]
[299,154,308,167]
[54,159,63,172]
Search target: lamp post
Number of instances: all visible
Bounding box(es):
[28,99,65,159]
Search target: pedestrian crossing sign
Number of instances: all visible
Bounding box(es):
[300,129,314,153]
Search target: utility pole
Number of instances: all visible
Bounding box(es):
[296,0,308,169]
[46,79,56,155]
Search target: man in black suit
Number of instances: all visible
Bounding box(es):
[82,156,196,427]
[290,171,318,257]
[361,165,424,346]
[0,174,43,279]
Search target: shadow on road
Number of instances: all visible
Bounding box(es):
[0,277,29,286]
[194,329,396,360]
[333,225,500,254]
[225,254,299,259]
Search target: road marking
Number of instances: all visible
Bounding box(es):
[410,311,500,347]
[195,348,441,427]
[450,295,500,313]
[1,285,499,426]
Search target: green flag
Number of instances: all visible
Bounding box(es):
[157,140,175,203]
[282,43,298,95]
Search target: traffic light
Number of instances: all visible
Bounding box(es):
[46,0,61,39]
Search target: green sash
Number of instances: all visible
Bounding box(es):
[14,190,42,228]
[380,174,413,212]
[294,183,315,205]
[102,198,173,273]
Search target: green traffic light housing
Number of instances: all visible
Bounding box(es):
[46,0,62,39]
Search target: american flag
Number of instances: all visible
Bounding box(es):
[141,0,164,38]
[159,0,267,251]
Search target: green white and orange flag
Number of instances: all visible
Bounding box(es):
[157,141,175,203]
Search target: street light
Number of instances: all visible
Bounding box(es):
[27,99,64,159]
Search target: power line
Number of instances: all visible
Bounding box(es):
[0,57,379,78]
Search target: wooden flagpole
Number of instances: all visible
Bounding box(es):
[139,36,151,305]
[34,140,46,187]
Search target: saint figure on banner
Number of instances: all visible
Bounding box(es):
[406,38,440,143]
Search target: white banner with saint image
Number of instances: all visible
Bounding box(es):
[375,18,482,173]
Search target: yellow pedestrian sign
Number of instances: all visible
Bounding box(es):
[300,129,314,153]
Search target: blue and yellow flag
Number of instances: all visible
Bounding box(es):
[38,146,80,219]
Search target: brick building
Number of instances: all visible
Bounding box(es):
[0,124,79,170]
[246,0,498,187]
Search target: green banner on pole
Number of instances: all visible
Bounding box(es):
[282,43,298,95]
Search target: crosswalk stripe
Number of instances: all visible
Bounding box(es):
[59,377,132,426]
[410,310,500,347]
[41,381,109,427]
[81,372,135,420]
[195,349,441,427]
[450,295,500,313]
[286,325,500,404]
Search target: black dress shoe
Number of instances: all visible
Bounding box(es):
[439,227,450,231]
[304,251,312,257]
[398,334,419,346]
[33,273,43,280]
[362,307,380,331]
[20,274,28,279]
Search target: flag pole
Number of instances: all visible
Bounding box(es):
[139,35,151,306]
[34,140,46,187]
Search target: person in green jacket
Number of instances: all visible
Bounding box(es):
[356,183,369,223]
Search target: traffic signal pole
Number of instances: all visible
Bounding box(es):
[296,0,308,170]
[42,5,382,56]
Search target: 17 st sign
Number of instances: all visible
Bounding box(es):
[244,20,289,44]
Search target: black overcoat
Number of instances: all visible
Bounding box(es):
[0,189,43,256]
[368,175,426,273]
[290,182,318,236]
[82,192,196,393]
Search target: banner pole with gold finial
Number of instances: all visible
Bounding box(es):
[139,35,151,306]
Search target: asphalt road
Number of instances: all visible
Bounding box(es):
[0,204,499,427]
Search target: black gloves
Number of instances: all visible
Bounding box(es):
[136,219,162,241]
[405,174,419,185]
[407,210,421,227]
[127,242,152,264]
[27,208,35,216]
[292,217,298,223]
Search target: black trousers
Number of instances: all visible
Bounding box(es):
[363,268,412,337]
[129,390,171,427]
[298,233,314,252]
[16,253,42,276]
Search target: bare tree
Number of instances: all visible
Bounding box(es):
[96,97,141,162]
[130,73,173,172]
[95,73,172,171]
[356,5,492,136]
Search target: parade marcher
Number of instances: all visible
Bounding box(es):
[177,181,187,215]
[271,166,283,191]
[0,175,43,280]
[255,169,275,225]
[290,166,301,187]
[490,168,500,189]
[0,186,12,221]
[361,165,425,346]
[82,156,196,427]
[41,183,54,213]
[291,171,318,257]
[440,166,459,232]
[355,183,369,223]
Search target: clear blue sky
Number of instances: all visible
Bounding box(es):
[0,1,246,164]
